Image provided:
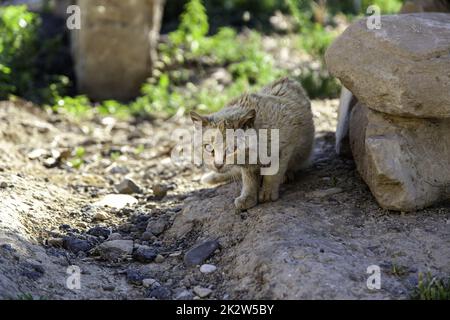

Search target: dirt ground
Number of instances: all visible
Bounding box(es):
[0,97,449,300]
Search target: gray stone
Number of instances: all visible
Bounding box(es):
[133,245,157,263]
[63,237,94,254]
[140,231,155,241]
[349,104,450,211]
[115,178,142,194]
[87,226,111,238]
[147,286,171,300]
[107,233,122,241]
[147,218,167,236]
[193,286,212,298]
[126,269,144,285]
[326,13,450,118]
[175,289,193,300]
[96,240,133,261]
[184,240,220,267]
[154,254,165,263]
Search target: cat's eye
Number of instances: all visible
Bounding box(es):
[204,144,214,154]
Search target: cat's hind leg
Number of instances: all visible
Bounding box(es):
[259,148,292,202]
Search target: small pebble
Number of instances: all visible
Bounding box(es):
[193,286,212,298]
[93,212,108,221]
[200,264,217,274]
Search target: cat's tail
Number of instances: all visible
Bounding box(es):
[200,167,241,185]
[335,86,357,156]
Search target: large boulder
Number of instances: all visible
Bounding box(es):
[326,13,450,118]
[349,104,450,211]
[71,0,164,100]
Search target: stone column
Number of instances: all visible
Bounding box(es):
[71,0,164,101]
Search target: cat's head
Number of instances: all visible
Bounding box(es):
[190,108,256,172]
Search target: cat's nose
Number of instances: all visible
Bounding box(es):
[214,162,224,170]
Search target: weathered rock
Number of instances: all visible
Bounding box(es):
[349,104,450,211]
[175,289,194,300]
[193,286,212,298]
[154,254,165,263]
[146,218,167,236]
[71,0,164,100]
[87,226,111,238]
[96,240,133,261]
[107,165,129,175]
[184,240,220,267]
[126,269,144,285]
[140,231,155,241]
[326,13,450,118]
[63,237,94,254]
[107,233,122,241]
[20,262,45,281]
[133,245,157,263]
[93,211,109,221]
[147,286,172,299]
[115,178,141,194]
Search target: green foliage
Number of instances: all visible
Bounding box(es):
[50,95,91,117]
[169,0,209,52]
[140,0,285,115]
[16,293,47,300]
[362,0,403,14]
[411,273,450,300]
[68,147,86,169]
[0,5,72,104]
[296,65,340,99]
[0,5,39,99]
[285,0,338,57]
[5,1,343,118]
[300,23,336,57]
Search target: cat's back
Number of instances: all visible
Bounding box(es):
[260,77,310,107]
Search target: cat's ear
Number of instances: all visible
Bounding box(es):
[237,109,256,128]
[190,111,209,126]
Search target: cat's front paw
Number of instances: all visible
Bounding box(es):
[234,194,257,211]
[259,186,279,202]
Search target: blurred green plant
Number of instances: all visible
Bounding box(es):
[0,5,39,99]
[68,146,86,169]
[362,0,403,14]
[0,5,71,104]
[3,2,344,118]
[411,273,450,300]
